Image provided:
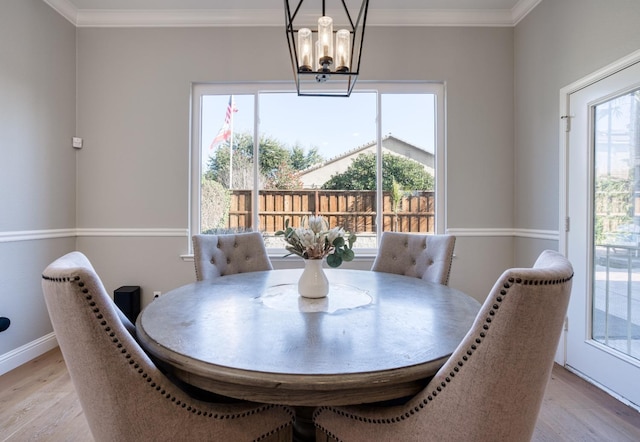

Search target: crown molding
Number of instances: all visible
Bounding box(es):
[369,9,514,27]
[43,0,542,28]
[42,0,77,25]
[512,0,543,25]
[75,9,283,28]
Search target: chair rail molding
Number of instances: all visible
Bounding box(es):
[75,228,189,237]
[0,228,557,242]
[0,228,188,243]
[0,229,76,243]
[446,228,559,241]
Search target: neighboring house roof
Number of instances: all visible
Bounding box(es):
[298,134,434,188]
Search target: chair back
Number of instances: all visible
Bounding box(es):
[42,252,293,442]
[315,250,573,442]
[371,232,456,285]
[192,232,273,281]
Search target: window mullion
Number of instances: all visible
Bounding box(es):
[253,93,260,231]
[376,91,383,244]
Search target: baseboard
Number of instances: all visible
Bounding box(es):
[564,365,640,413]
[0,333,58,376]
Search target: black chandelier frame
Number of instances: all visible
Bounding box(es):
[284,0,370,97]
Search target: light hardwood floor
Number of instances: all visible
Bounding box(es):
[1,347,640,441]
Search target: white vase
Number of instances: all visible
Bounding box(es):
[298,258,329,298]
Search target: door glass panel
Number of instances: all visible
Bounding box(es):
[593,88,640,360]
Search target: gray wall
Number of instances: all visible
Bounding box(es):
[0,0,76,369]
[5,0,640,374]
[513,0,640,264]
[74,25,515,306]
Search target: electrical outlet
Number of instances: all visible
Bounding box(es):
[153,291,162,299]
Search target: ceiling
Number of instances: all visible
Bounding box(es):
[44,0,542,27]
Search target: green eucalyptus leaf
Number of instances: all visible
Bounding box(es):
[326,253,342,268]
[342,249,355,261]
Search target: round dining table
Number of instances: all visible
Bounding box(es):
[136,268,480,440]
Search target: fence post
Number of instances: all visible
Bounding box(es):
[314,189,319,216]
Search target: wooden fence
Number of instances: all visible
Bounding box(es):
[226,189,435,234]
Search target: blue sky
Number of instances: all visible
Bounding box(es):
[201,92,435,170]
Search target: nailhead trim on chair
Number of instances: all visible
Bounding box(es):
[443,237,455,286]
[42,273,294,441]
[312,271,574,442]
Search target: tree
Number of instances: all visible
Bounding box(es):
[594,175,632,245]
[205,131,324,190]
[204,132,255,188]
[258,137,291,176]
[200,178,231,233]
[390,179,403,231]
[322,153,434,191]
[264,161,304,190]
[290,144,322,170]
[262,143,322,189]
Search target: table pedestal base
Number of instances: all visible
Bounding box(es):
[294,406,316,442]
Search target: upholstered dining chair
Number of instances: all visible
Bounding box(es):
[314,249,573,442]
[192,232,273,281]
[42,252,294,442]
[371,232,456,285]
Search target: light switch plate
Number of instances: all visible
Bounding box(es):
[72,137,83,149]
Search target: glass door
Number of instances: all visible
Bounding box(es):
[592,89,640,360]
[566,59,640,409]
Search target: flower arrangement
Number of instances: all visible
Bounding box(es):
[275,216,356,267]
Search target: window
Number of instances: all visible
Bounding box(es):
[190,82,444,253]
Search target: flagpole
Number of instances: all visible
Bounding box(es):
[229,95,234,189]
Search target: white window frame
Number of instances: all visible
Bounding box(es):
[189,81,446,255]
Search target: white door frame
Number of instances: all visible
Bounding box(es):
[558,49,640,402]
[560,49,640,257]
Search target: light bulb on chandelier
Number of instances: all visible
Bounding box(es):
[285,0,369,97]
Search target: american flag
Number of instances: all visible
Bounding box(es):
[209,95,237,150]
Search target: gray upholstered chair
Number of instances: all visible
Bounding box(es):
[192,232,273,281]
[314,250,573,442]
[42,252,294,442]
[371,232,456,285]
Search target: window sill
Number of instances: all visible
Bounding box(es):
[180,252,378,263]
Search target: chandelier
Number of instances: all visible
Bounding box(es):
[284,0,370,97]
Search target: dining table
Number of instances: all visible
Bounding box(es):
[136,268,480,441]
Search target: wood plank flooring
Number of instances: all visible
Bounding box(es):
[1,347,640,441]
